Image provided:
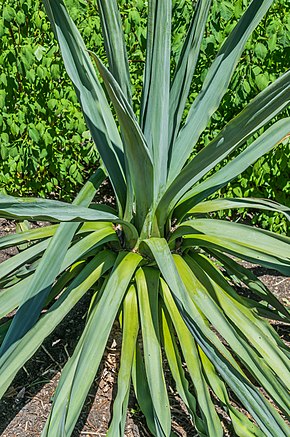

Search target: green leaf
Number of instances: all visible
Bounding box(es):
[142,238,289,436]
[96,0,132,103]
[0,194,118,222]
[157,69,290,227]
[91,54,154,229]
[171,218,290,275]
[43,0,127,213]
[199,348,264,437]
[28,126,40,143]
[0,250,116,399]
[0,224,59,250]
[178,197,290,223]
[132,344,158,436]
[254,42,268,60]
[160,280,222,436]
[209,250,290,321]
[42,251,142,436]
[0,169,108,356]
[169,0,212,148]
[107,285,139,437]
[160,305,207,435]
[3,5,15,22]
[0,224,117,320]
[168,0,274,181]
[182,253,290,415]
[174,117,290,219]
[255,73,269,91]
[136,267,171,436]
[140,0,172,199]
[0,239,49,281]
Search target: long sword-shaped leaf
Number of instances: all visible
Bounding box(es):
[169,0,275,179]
[0,225,117,319]
[42,252,141,437]
[180,254,290,414]
[91,54,154,229]
[158,86,290,226]
[179,197,290,222]
[169,0,212,149]
[199,349,264,437]
[140,0,171,199]
[94,0,134,220]
[190,252,289,349]
[132,343,159,436]
[0,224,58,249]
[175,119,290,216]
[141,241,240,370]
[107,286,139,437]
[210,249,289,320]
[0,224,113,308]
[0,250,115,398]
[0,221,104,250]
[172,219,290,258]
[160,305,208,436]
[0,239,48,280]
[0,194,138,247]
[136,267,171,437]
[0,194,118,222]
[96,0,131,103]
[0,169,108,355]
[160,280,222,437]
[142,238,289,436]
[171,219,290,275]
[183,235,290,276]
[43,0,126,212]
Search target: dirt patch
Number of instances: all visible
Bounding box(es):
[0,219,289,436]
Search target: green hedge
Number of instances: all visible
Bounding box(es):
[0,0,289,232]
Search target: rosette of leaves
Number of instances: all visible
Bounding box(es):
[0,0,289,435]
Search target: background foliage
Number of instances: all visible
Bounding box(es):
[0,0,289,232]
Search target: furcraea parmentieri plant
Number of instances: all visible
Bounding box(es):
[0,0,289,435]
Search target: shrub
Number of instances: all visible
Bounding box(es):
[0,0,99,200]
[0,1,289,435]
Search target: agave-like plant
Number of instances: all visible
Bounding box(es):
[0,0,290,435]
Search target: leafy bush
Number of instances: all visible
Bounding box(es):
[0,0,289,436]
[0,0,99,200]
[0,0,289,232]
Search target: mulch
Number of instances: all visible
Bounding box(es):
[0,219,289,437]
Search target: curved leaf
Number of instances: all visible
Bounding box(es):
[140,0,172,198]
[180,253,290,414]
[160,304,209,436]
[136,267,171,437]
[43,0,127,212]
[0,225,117,319]
[0,194,118,222]
[169,0,212,148]
[175,118,290,215]
[96,0,131,103]
[160,280,222,436]
[42,251,142,437]
[91,54,154,228]
[107,285,139,437]
[0,169,113,356]
[179,197,290,222]
[169,0,276,180]
[141,238,289,436]
[209,249,290,321]
[171,219,290,275]
[0,250,116,398]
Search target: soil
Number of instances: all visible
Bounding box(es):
[0,219,289,437]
